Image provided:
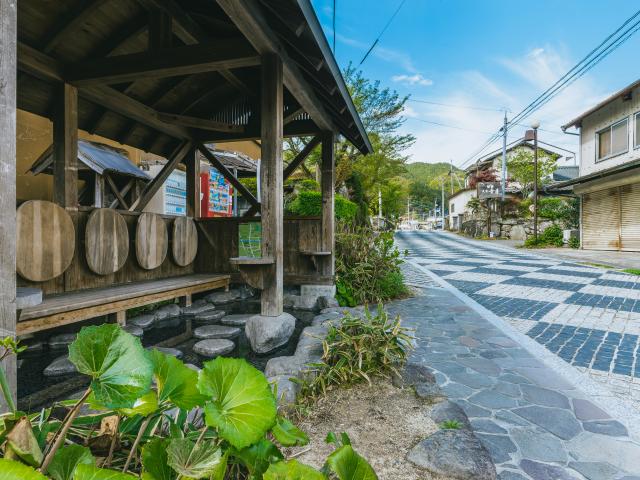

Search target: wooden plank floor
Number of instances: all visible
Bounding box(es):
[20,274,230,321]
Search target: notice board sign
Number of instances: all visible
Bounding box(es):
[477,182,502,199]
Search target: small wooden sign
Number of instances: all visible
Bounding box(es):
[136,213,168,270]
[477,182,502,199]
[85,208,129,275]
[172,217,198,267]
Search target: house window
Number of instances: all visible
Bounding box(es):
[597,118,628,161]
[635,112,640,149]
[451,203,455,213]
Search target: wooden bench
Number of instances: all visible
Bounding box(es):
[17,274,230,336]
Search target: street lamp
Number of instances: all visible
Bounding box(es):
[524,121,540,241]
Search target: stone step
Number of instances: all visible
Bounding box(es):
[220,313,254,327]
[193,339,235,358]
[43,356,77,377]
[181,303,216,318]
[193,325,241,340]
[155,304,181,320]
[194,310,226,325]
[123,324,144,338]
[205,290,241,305]
[48,333,76,350]
[129,314,155,330]
[148,346,183,359]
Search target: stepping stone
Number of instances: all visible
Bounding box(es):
[572,398,610,421]
[568,461,621,480]
[195,310,226,324]
[430,401,471,430]
[520,384,570,409]
[123,325,144,338]
[181,303,216,318]
[155,317,181,329]
[220,313,253,327]
[246,313,295,354]
[568,432,639,472]
[205,290,241,305]
[48,333,76,350]
[407,429,496,480]
[193,325,241,340]
[511,428,567,463]
[129,314,155,330]
[24,341,45,352]
[193,339,235,358]
[155,304,181,319]
[149,346,183,359]
[520,459,580,480]
[44,356,77,377]
[475,433,517,463]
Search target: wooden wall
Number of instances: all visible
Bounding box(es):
[17,207,194,295]
[17,209,333,295]
[195,216,333,285]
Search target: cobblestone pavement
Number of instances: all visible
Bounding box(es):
[395,231,640,411]
[387,266,640,479]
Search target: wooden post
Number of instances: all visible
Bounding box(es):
[186,147,201,218]
[0,0,17,412]
[260,54,283,316]
[53,83,78,210]
[321,131,335,277]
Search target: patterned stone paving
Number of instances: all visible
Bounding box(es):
[387,269,640,479]
[396,231,640,410]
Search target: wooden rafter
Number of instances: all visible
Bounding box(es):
[42,0,109,54]
[283,135,321,178]
[109,178,135,209]
[66,40,259,86]
[158,112,244,133]
[131,140,193,211]
[196,144,260,208]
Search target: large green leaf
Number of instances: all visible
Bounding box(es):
[73,464,137,479]
[118,391,159,417]
[141,438,175,480]
[49,445,95,480]
[198,357,276,449]
[166,438,223,479]
[4,416,43,466]
[264,460,325,480]
[324,446,377,480]
[233,439,283,478]
[68,324,153,409]
[0,459,48,480]
[148,349,207,410]
[271,417,309,447]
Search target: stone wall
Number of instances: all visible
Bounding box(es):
[460,218,555,240]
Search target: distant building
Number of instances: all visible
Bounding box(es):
[448,188,476,231]
[554,79,640,251]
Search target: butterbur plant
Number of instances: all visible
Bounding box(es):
[0,324,378,479]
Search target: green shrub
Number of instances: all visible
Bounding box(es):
[541,224,564,246]
[298,306,413,403]
[440,420,462,430]
[623,268,640,276]
[538,197,563,219]
[288,191,358,221]
[518,198,532,218]
[524,223,564,248]
[335,224,408,306]
[0,325,379,479]
[568,236,580,249]
[239,177,258,196]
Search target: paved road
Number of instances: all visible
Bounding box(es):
[388,272,640,479]
[395,231,640,411]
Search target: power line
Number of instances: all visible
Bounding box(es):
[408,98,507,112]
[406,117,495,134]
[359,0,407,66]
[457,8,640,170]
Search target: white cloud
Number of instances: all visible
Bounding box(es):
[392,74,433,86]
[335,33,419,73]
[401,46,609,168]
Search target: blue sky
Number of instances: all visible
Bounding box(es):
[310,0,640,167]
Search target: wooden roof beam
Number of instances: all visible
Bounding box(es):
[158,112,244,133]
[42,0,109,54]
[216,0,334,132]
[66,40,259,86]
[17,42,64,82]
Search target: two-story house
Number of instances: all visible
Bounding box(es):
[558,79,640,251]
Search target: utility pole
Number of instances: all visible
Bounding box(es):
[441,179,445,230]
[533,124,539,241]
[449,160,454,194]
[378,189,382,223]
[501,110,507,201]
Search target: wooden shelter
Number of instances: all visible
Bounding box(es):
[0,0,372,407]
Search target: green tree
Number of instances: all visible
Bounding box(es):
[283,64,414,219]
[507,147,558,197]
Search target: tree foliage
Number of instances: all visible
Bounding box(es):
[507,148,558,197]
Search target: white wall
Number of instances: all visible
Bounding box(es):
[579,84,640,176]
[449,189,476,229]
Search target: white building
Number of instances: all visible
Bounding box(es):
[448,188,476,231]
[558,79,640,251]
